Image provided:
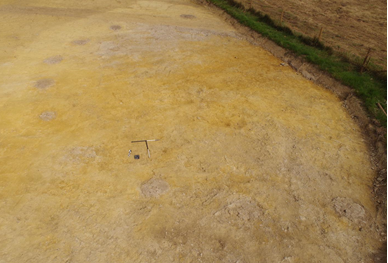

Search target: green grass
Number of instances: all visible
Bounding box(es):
[207,0,387,126]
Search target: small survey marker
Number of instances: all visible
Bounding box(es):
[131,139,159,158]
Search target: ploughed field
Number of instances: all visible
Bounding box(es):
[236,0,387,67]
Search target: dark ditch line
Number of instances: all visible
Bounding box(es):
[206,0,387,127]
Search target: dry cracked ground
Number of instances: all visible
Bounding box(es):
[0,0,385,262]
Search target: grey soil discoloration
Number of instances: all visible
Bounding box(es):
[141,178,169,198]
[110,25,122,31]
[34,78,55,89]
[332,197,366,224]
[43,55,63,65]
[95,24,241,60]
[180,14,196,19]
[214,197,263,226]
[39,111,56,121]
[71,39,90,45]
[61,146,97,164]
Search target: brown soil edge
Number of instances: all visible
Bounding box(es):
[194,0,387,260]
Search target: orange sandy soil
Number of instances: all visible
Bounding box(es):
[0,0,385,262]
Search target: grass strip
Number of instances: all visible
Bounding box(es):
[207,0,387,126]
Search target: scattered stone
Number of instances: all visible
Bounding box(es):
[301,70,316,81]
[332,197,366,223]
[180,14,196,19]
[43,55,63,65]
[141,178,169,198]
[34,78,55,89]
[39,111,56,121]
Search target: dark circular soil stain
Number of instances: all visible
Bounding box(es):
[43,55,63,65]
[180,14,196,19]
[34,78,55,89]
[110,25,122,31]
[71,39,90,45]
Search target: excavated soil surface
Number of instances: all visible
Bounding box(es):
[0,0,385,262]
